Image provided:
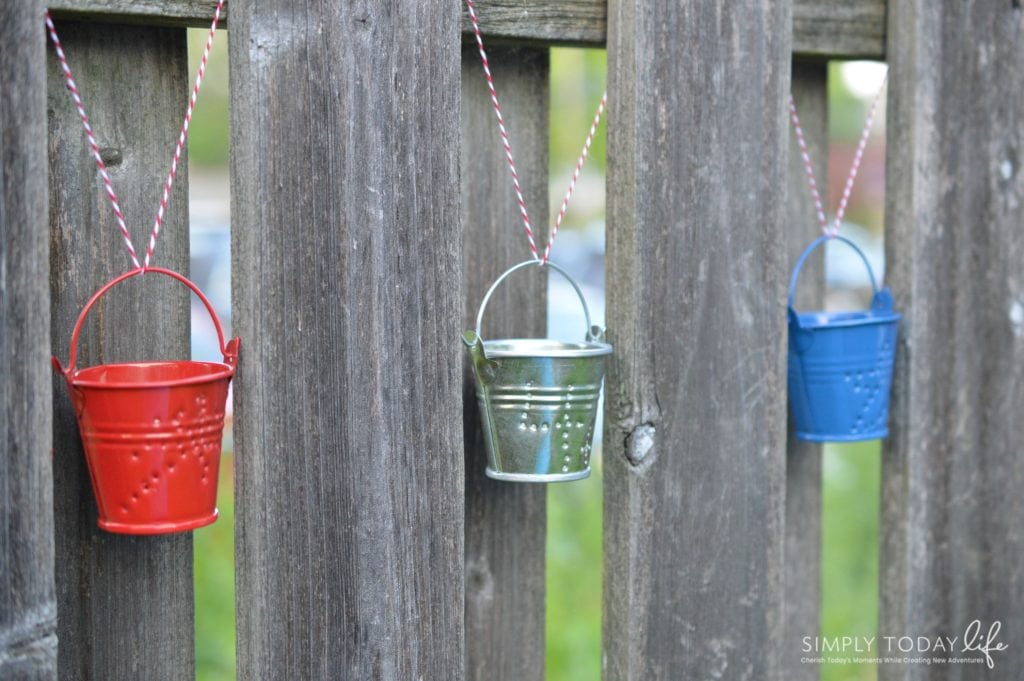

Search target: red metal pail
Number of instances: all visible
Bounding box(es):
[53,268,240,535]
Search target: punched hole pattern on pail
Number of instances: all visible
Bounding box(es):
[844,367,888,434]
[118,399,224,511]
[484,379,602,475]
[509,399,598,471]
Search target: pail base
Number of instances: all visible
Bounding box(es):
[795,429,888,443]
[485,467,591,483]
[98,508,219,535]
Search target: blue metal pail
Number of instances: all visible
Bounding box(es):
[787,235,900,442]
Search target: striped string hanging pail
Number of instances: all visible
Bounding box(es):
[53,268,240,535]
[787,235,900,442]
[463,260,612,482]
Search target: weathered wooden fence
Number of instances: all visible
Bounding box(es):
[2,1,1022,680]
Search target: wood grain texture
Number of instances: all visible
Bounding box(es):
[229,1,464,678]
[793,0,885,59]
[48,0,230,28]
[881,2,1024,680]
[47,22,194,681]
[783,61,826,681]
[460,0,604,46]
[462,47,549,681]
[48,0,886,56]
[602,1,791,679]
[1,2,58,679]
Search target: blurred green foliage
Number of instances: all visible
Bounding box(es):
[547,461,603,681]
[821,442,881,681]
[186,30,230,168]
[828,63,875,141]
[550,49,607,176]
[548,49,608,236]
[194,453,236,681]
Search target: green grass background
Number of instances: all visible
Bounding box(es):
[820,442,881,681]
[194,456,235,681]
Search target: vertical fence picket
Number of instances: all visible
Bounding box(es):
[229,1,465,677]
[47,22,194,681]
[603,2,792,679]
[462,46,549,681]
[1,2,57,679]
[783,61,827,681]
[881,4,1024,679]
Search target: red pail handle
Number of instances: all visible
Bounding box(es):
[53,267,238,376]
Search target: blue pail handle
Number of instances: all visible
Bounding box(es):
[788,235,879,310]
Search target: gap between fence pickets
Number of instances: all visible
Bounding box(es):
[46,0,887,57]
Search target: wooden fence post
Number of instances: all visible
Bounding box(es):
[462,46,549,681]
[881,3,1024,679]
[603,1,792,679]
[783,61,827,681]
[229,1,464,677]
[1,2,57,679]
[47,22,194,680]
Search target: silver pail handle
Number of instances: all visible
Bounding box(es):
[475,259,603,342]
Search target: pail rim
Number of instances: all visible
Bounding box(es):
[482,338,613,358]
[99,511,219,535]
[791,309,901,330]
[795,428,889,443]
[486,467,592,483]
[67,359,235,389]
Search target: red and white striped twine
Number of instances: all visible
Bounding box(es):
[464,0,606,266]
[144,0,224,270]
[45,1,225,272]
[544,91,606,265]
[788,76,887,237]
[45,12,139,269]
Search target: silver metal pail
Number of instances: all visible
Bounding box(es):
[463,260,613,482]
